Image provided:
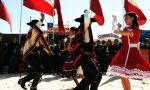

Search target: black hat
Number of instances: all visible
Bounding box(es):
[27,19,44,27]
[70,27,78,31]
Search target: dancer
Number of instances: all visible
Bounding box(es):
[107,12,150,90]
[72,9,101,90]
[62,30,79,85]
[18,13,53,90]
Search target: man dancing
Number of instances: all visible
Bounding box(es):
[72,9,102,90]
[18,13,53,90]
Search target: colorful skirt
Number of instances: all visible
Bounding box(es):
[107,47,150,78]
[62,60,76,78]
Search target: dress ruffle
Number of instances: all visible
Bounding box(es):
[107,65,150,79]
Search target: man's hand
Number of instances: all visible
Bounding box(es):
[40,13,45,22]
[48,51,54,56]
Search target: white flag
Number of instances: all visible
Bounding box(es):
[112,15,118,31]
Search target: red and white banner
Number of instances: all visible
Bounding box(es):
[54,0,65,34]
[90,0,104,26]
[124,0,147,26]
[23,0,54,16]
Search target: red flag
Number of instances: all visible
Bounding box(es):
[23,0,54,16]
[90,0,104,26]
[0,0,12,32]
[124,0,147,26]
[54,0,65,34]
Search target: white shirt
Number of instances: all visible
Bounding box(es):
[84,15,91,43]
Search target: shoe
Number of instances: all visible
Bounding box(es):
[18,79,27,90]
[66,88,74,90]
[30,87,37,90]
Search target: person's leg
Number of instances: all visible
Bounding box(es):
[71,76,79,85]
[18,73,34,90]
[74,55,98,90]
[11,55,16,73]
[31,72,42,90]
[90,73,102,90]
[121,77,131,90]
[21,73,35,82]
[8,55,13,73]
[0,66,3,74]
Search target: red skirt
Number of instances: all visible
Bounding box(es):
[62,61,76,78]
[107,47,150,78]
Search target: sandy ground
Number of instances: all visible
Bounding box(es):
[0,74,150,90]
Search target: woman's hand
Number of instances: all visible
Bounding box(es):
[48,51,54,56]
[117,23,122,28]
[114,30,120,34]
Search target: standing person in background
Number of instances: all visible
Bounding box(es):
[0,35,5,74]
[18,13,53,90]
[113,39,122,55]
[107,12,150,90]
[104,39,114,72]
[8,38,19,73]
[94,40,102,57]
[140,38,150,49]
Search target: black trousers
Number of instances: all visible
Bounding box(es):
[0,66,3,74]
[21,53,42,87]
[74,55,100,90]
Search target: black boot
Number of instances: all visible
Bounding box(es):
[18,79,27,90]
[30,87,37,90]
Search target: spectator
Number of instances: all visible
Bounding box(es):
[101,40,106,47]
[94,40,106,72]
[103,39,114,72]
[140,38,150,49]
[0,35,5,74]
[8,38,19,73]
[51,40,65,74]
[113,39,122,55]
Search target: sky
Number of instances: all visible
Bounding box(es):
[0,0,150,39]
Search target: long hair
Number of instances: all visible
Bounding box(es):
[124,12,139,29]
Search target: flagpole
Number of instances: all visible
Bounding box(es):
[49,0,55,40]
[122,0,125,28]
[19,0,23,44]
[52,2,55,40]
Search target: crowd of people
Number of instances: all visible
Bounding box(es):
[0,35,150,74]
[0,36,19,74]
[0,34,123,75]
[1,35,150,75]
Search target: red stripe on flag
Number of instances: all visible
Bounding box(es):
[124,0,147,26]
[54,0,65,34]
[23,0,54,16]
[0,0,12,32]
[90,0,104,26]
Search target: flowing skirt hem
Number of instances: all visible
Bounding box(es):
[107,65,150,79]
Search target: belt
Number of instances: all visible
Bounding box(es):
[83,51,93,55]
[30,52,38,54]
[129,44,138,48]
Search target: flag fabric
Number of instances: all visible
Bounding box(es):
[112,15,118,31]
[23,25,52,60]
[23,0,54,16]
[0,0,12,32]
[124,0,147,26]
[54,0,65,34]
[90,0,104,26]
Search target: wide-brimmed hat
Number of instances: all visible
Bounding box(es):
[27,19,44,26]
[70,27,78,31]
